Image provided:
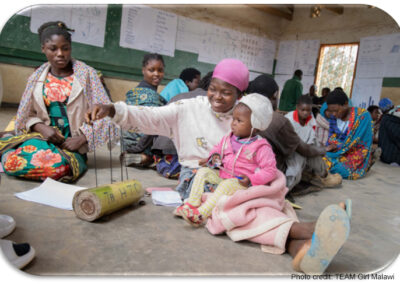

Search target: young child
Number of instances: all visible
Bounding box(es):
[284,95,319,190]
[176,93,277,227]
[286,95,317,144]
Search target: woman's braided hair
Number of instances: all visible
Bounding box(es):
[38,21,74,44]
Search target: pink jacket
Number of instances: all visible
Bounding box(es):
[209,133,277,186]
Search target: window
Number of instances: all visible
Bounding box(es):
[315,43,359,97]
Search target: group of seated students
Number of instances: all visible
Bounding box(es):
[0,20,365,275]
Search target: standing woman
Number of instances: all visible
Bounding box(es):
[324,89,373,179]
[0,21,118,182]
[122,53,167,167]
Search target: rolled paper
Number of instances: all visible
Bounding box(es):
[73,180,144,221]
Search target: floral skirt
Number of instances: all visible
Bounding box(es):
[0,133,87,183]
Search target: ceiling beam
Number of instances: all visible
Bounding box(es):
[246,5,293,21]
[322,5,344,15]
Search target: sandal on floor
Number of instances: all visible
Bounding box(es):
[0,215,16,239]
[339,199,352,220]
[181,203,204,227]
[292,204,351,275]
[0,239,35,269]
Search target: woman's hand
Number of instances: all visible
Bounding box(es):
[33,123,65,145]
[326,143,338,152]
[198,158,208,166]
[61,135,87,152]
[211,154,222,166]
[238,175,251,187]
[85,104,115,125]
[0,130,15,138]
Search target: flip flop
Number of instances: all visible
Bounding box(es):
[293,204,351,275]
[0,215,16,239]
[286,199,303,210]
[0,239,35,269]
[339,199,352,221]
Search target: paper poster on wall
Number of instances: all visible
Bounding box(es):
[250,36,276,74]
[275,40,297,75]
[351,78,383,108]
[294,40,320,76]
[198,23,242,65]
[384,33,400,77]
[198,24,276,74]
[120,5,178,57]
[356,35,387,78]
[301,76,316,94]
[249,71,262,81]
[30,5,107,47]
[176,16,209,54]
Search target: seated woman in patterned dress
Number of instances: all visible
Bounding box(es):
[121,53,167,167]
[324,89,373,179]
[0,21,118,182]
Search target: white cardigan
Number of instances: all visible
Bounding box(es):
[112,96,233,168]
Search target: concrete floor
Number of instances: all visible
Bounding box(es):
[0,106,399,276]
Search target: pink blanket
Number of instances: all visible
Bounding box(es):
[205,170,298,254]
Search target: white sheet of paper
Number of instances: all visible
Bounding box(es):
[14,178,86,210]
[384,33,400,77]
[356,35,387,78]
[275,40,297,75]
[351,78,383,108]
[119,5,178,57]
[176,16,207,54]
[198,23,276,73]
[29,5,107,47]
[151,191,182,207]
[294,39,320,76]
[302,75,316,93]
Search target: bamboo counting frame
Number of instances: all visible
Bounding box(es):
[73,180,144,222]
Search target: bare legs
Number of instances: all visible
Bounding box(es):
[286,222,315,258]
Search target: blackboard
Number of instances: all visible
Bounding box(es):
[0,4,217,82]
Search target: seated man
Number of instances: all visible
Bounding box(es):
[246,75,342,193]
[160,68,201,102]
[283,95,343,191]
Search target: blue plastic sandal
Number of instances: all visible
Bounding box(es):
[297,204,351,275]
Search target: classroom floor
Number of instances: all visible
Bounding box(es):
[0,106,399,276]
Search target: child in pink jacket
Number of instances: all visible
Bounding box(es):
[176,93,277,227]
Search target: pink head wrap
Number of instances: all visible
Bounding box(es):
[212,58,249,92]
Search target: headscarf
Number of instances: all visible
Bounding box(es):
[238,93,273,131]
[379,98,394,112]
[212,58,249,92]
[320,102,328,119]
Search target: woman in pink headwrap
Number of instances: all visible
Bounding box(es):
[86,58,249,199]
[87,58,353,275]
